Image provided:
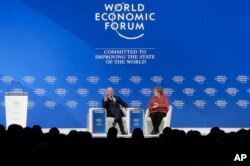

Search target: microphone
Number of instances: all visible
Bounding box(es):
[6,81,14,93]
[5,81,25,93]
[17,81,25,92]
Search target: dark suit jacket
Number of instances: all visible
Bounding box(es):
[102,96,128,117]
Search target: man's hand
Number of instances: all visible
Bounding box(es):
[104,96,108,102]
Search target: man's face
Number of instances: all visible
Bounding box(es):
[107,88,114,96]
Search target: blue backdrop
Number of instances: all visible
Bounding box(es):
[0,0,249,128]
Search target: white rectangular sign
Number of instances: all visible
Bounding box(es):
[5,92,28,127]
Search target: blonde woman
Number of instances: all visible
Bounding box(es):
[148,87,170,134]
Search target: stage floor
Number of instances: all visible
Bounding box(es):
[41,128,248,137]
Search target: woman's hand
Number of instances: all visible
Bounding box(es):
[152,103,159,109]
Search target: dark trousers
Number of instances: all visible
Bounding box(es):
[150,112,167,132]
[108,108,125,131]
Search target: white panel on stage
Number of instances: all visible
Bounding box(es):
[5,92,28,128]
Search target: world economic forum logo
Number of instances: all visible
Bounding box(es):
[129,76,142,84]
[65,76,78,84]
[215,75,227,84]
[96,118,103,126]
[172,100,185,109]
[1,76,13,84]
[183,88,196,96]
[87,76,100,84]
[164,88,174,97]
[133,118,140,125]
[215,100,228,109]
[193,75,206,84]
[108,76,121,84]
[23,76,35,85]
[95,3,156,40]
[172,76,185,84]
[225,87,238,97]
[44,100,57,109]
[65,101,78,109]
[193,100,206,109]
[87,100,100,107]
[236,75,249,84]
[247,88,250,95]
[55,88,68,97]
[44,76,57,84]
[76,88,89,97]
[140,88,152,97]
[151,76,164,84]
[0,101,5,108]
[34,88,46,97]
[204,88,217,96]
[119,88,132,97]
[28,101,36,110]
[236,100,249,109]
[98,88,107,96]
[130,100,142,107]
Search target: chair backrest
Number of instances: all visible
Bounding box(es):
[164,105,172,127]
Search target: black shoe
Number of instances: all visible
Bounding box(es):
[151,130,157,135]
[121,130,127,135]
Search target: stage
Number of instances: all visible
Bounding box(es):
[0,0,249,135]
[41,128,248,137]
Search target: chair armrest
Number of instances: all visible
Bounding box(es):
[145,108,150,117]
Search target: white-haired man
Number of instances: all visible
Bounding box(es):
[102,87,128,135]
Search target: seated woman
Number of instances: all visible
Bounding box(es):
[148,87,170,134]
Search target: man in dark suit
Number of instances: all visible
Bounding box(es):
[102,87,128,135]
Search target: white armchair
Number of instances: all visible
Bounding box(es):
[144,105,173,135]
[106,106,129,134]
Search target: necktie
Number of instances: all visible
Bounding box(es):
[110,96,115,103]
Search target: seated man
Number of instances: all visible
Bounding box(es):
[102,87,128,135]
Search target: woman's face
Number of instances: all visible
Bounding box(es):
[154,90,160,97]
